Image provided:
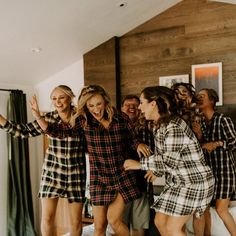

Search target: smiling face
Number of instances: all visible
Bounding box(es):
[86,93,106,121]
[51,88,71,113]
[121,98,140,121]
[175,85,192,102]
[139,93,159,121]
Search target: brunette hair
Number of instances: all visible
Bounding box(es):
[141,86,177,128]
[199,88,219,109]
[121,94,140,107]
[171,82,196,101]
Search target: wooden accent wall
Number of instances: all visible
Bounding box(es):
[84,37,120,108]
[84,0,236,105]
[120,0,236,104]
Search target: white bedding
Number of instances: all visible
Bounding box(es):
[186,205,236,236]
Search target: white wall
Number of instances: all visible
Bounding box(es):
[35,59,84,111]
[0,82,42,235]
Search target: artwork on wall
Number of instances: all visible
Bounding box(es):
[192,62,223,106]
[159,74,189,88]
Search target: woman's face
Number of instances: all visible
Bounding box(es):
[51,88,71,113]
[175,85,191,102]
[121,98,140,121]
[139,93,159,121]
[86,93,106,121]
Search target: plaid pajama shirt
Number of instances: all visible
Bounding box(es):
[2,110,87,203]
[141,116,215,217]
[47,109,141,205]
[201,112,236,199]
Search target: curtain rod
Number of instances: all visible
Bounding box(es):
[0,88,22,92]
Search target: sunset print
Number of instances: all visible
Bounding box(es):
[192,62,222,105]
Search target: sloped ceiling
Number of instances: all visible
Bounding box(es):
[0,0,181,86]
[0,0,234,86]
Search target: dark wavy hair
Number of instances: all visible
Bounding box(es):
[141,86,177,128]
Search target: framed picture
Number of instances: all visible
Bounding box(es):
[159,74,189,88]
[192,62,222,106]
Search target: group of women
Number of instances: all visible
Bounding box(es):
[0,82,236,236]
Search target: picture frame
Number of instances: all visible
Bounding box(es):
[159,74,189,88]
[192,62,223,106]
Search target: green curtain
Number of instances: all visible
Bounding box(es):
[7,90,36,236]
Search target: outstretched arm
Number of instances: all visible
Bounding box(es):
[30,95,48,131]
[0,114,7,127]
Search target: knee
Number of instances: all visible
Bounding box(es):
[70,217,82,231]
[154,217,165,232]
[166,227,177,236]
[215,206,227,218]
[94,221,107,233]
[108,215,122,231]
[41,212,56,226]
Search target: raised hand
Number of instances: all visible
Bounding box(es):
[30,95,41,120]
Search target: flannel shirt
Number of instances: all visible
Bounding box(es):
[2,110,87,203]
[46,109,141,205]
[201,112,236,199]
[141,116,214,217]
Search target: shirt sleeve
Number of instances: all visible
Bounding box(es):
[221,116,236,151]
[141,123,185,176]
[124,115,140,151]
[140,154,164,176]
[2,119,44,138]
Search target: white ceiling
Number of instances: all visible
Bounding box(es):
[0,0,234,86]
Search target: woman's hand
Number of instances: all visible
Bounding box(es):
[124,159,141,170]
[144,170,157,182]
[29,95,41,119]
[137,143,152,158]
[202,141,223,153]
[30,95,48,131]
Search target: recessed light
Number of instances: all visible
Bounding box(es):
[31,47,42,53]
[117,1,127,8]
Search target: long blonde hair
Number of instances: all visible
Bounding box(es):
[71,85,114,127]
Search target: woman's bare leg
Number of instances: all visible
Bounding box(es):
[193,213,205,236]
[155,212,191,236]
[107,193,130,236]
[154,212,168,235]
[166,214,191,236]
[68,202,83,236]
[93,205,108,236]
[41,198,58,236]
[215,199,236,236]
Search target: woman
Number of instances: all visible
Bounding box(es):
[33,85,150,236]
[0,85,86,236]
[124,86,215,236]
[171,82,199,128]
[196,88,236,236]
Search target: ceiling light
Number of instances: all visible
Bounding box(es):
[31,47,42,53]
[117,1,127,8]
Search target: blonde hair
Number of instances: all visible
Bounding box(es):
[50,85,75,106]
[71,85,114,127]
